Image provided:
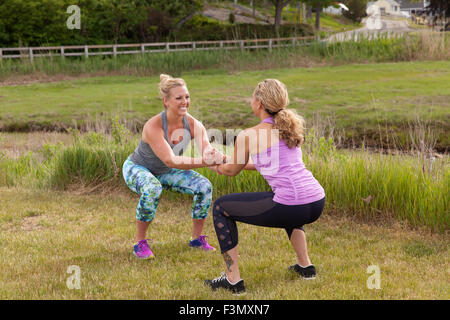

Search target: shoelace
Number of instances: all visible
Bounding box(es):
[198,235,209,245]
[138,239,152,250]
[212,272,227,284]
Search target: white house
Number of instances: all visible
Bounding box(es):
[323,6,342,15]
[368,0,402,16]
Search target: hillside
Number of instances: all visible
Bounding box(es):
[200,1,361,33]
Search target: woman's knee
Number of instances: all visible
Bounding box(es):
[136,183,162,222]
[213,198,231,220]
[196,177,212,197]
[213,199,222,217]
[141,182,163,198]
[136,211,155,223]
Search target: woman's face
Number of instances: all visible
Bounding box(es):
[251,92,261,116]
[164,85,190,116]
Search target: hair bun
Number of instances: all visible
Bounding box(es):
[160,74,171,83]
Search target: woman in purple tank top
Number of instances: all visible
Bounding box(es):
[204,79,325,294]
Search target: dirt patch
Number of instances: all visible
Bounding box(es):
[21,215,45,231]
[0,70,129,87]
[292,97,309,105]
[0,74,82,87]
[0,132,74,157]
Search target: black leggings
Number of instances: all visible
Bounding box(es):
[213,192,325,253]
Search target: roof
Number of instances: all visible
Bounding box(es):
[389,0,401,6]
[397,0,424,9]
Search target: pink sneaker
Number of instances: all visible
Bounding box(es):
[189,235,216,252]
[133,239,154,259]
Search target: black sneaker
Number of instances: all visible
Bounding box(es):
[289,264,316,279]
[204,273,246,294]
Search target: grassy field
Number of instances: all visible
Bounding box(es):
[0,187,448,299]
[1,123,448,232]
[1,60,449,151]
[0,54,448,300]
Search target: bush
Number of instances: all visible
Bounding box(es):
[343,0,368,23]
[172,15,314,41]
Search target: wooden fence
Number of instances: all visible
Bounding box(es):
[0,36,318,62]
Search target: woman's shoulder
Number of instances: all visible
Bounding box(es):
[185,113,196,126]
[185,113,205,136]
[142,113,164,142]
[144,113,163,129]
[236,126,259,144]
[242,122,271,136]
[241,123,278,154]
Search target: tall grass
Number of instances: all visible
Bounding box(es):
[1,121,448,232]
[1,32,448,80]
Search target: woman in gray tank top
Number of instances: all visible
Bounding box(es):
[122,74,225,259]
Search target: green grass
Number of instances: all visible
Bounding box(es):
[0,56,448,298]
[1,60,449,151]
[303,12,362,33]
[0,187,448,299]
[1,124,448,232]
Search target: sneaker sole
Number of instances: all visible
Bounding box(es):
[133,252,155,259]
[204,282,246,295]
[207,287,246,296]
[189,245,216,252]
[288,268,316,280]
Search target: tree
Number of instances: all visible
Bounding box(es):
[342,0,368,22]
[425,0,449,16]
[304,0,334,30]
[270,0,291,34]
[0,0,204,46]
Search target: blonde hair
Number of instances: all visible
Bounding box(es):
[254,79,305,148]
[159,74,186,100]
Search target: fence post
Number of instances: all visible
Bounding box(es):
[292,38,296,48]
[29,48,34,63]
[60,46,65,60]
[192,42,196,51]
[269,39,272,52]
[220,41,223,49]
[113,45,117,57]
[240,40,244,51]
[0,48,2,60]
[166,43,170,53]
[141,44,145,54]
[84,45,89,59]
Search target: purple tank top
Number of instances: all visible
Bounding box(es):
[250,117,325,205]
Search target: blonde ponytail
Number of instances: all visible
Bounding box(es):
[273,109,305,148]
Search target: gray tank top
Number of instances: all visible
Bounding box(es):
[129,110,192,175]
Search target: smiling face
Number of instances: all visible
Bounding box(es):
[164,85,190,116]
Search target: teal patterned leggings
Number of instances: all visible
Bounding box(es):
[122,157,212,222]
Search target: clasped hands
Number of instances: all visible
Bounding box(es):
[202,147,227,175]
